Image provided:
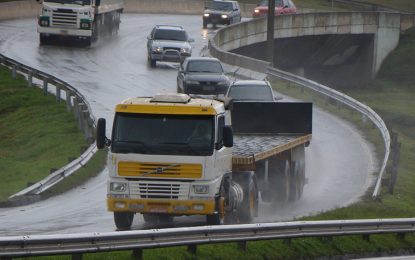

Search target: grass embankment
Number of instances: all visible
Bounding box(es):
[0,65,107,203]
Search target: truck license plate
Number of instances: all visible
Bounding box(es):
[60,30,68,35]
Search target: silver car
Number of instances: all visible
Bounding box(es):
[225,80,278,101]
[147,25,194,68]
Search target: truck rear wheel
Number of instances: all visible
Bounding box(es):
[269,159,291,205]
[114,212,134,230]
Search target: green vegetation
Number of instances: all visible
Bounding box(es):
[0,65,106,202]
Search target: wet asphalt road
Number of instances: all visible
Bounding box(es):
[0,14,376,235]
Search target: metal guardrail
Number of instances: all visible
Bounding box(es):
[266,67,390,200]
[0,54,97,200]
[209,14,391,200]
[1,218,414,258]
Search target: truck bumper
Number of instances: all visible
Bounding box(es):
[107,197,216,215]
[38,26,92,37]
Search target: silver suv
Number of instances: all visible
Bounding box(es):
[147,25,194,68]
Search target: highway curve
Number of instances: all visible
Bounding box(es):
[0,14,376,235]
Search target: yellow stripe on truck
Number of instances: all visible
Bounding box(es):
[116,104,216,115]
[118,162,203,178]
[107,198,216,215]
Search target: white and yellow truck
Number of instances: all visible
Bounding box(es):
[96,93,312,230]
[37,0,123,46]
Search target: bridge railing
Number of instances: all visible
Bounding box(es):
[209,17,390,200]
[0,54,97,203]
[1,218,414,258]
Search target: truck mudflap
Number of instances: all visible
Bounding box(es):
[107,197,216,215]
[230,101,313,135]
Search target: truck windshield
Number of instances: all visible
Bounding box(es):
[44,0,91,5]
[111,113,215,156]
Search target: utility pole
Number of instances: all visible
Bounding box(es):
[267,0,276,66]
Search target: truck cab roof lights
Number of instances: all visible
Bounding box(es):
[150,93,191,103]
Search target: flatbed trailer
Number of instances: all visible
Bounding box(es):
[96,94,313,229]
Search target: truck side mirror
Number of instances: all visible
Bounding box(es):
[223,126,233,147]
[96,118,107,149]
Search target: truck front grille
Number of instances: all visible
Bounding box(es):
[52,9,77,28]
[118,162,202,179]
[129,181,190,199]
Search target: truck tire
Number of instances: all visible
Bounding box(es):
[206,213,223,225]
[289,161,305,201]
[232,172,258,224]
[149,58,156,68]
[114,212,134,230]
[269,159,291,205]
[203,21,208,29]
[39,34,49,45]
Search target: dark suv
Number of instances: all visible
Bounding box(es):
[203,1,241,28]
[147,25,194,67]
[177,57,230,95]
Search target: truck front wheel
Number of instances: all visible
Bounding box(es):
[232,172,258,224]
[114,212,134,230]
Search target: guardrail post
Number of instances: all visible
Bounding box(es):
[397,232,406,240]
[66,90,73,112]
[187,244,197,254]
[388,132,401,194]
[77,102,86,132]
[56,87,61,103]
[43,80,48,96]
[132,249,143,260]
[28,72,33,88]
[362,234,370,241]
[12,64,16,79]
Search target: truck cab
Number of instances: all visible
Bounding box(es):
[97,93,235,230]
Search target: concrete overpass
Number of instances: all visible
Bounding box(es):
[211,12,415,87]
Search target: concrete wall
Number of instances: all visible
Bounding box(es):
[212,11,413,81]
[0,0,40,20]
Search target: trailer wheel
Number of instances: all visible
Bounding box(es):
[114,212,134,230]
[269,159,291,205]
[233,172,258,224]
[289,161,305,201]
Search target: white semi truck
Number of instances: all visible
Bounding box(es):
[96,93,312,230]
[37,0,123,46]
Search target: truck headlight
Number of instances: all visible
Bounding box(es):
[38,16,50,27]
[80,19,92,30]
[203,13,210,17]
[110,182,127,192]
[254,9,260,14]
[193,185,209,194]
[221,14,228,19]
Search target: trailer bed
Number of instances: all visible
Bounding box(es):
[232,134,312,170]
